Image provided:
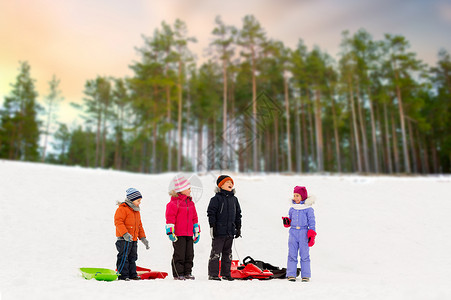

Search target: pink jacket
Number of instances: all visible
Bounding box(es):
[165,194,198,237]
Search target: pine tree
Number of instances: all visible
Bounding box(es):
[0,61,41,161]
[41,75,64,162]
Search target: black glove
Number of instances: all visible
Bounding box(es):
[234,227,241,238]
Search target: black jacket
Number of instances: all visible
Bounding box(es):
[207,189,242,237]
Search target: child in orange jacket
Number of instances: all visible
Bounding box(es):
[114,188,149,280]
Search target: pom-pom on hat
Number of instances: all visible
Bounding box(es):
[217,175,234,188]
[173,174,191,193]
[126,188,142,201]
[294,186,308,201]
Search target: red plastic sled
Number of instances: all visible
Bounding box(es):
[220,260,273,280]
[136,266,168,279]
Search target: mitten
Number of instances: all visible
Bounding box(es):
[193,223,200,244]
[140,237,150,250]
[307,229,317,247]
[282,217,291,228]
[165,224,178,242]
[123,232,133,242]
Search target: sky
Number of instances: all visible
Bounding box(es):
[1,0,451,126]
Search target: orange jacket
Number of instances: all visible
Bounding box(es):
[114,203,146,241]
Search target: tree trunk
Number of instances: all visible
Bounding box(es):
[251,45,258,172]
[95,106,101,168]
[430,139,438,173]
[383,102,393,174]
[301,94,309,172]
[197,122,203,172]
[314,88,323,172]
[407,118,418,173]
[391,112,400,173]
[41,100,54,162]
[393,67,411,173]
[330,94,341,173]
[177,60,183,171]
[295,91,302,173]
[284,76,292,172]
[222,57,228,170]
[356,88,369,172]
[307,93,315,172]
[366,88,379,173]
[348,78,362,172]
[100,99,108,168]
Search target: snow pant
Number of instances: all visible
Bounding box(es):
[208,236,233,277]
[287,228,311,278]
[171,236,194,277]
[116,240,138,279]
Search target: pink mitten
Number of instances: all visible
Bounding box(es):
[307,229,317,247]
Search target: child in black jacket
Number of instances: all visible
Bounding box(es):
[207,175,242,281]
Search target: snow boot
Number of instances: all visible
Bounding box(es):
[222,276,235,281]
[301,277,310,282]
[208,276,221,281]
[287,277,296,282]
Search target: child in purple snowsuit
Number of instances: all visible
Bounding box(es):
[282,186,316,282]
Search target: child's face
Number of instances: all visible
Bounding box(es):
[180,188,191,196]
[293,193,302,203]
[132,198,142,207]
[222,180,234,191]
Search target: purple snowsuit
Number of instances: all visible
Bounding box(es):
[286,198,316,278]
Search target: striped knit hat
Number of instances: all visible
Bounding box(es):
[173,174,191,193]
[126,188,142,201]
[217,175,234,188]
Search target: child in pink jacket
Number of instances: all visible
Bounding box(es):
[165,174,200,280]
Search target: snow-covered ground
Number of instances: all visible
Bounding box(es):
[1,160,451,300]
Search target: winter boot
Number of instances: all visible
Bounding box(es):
[287,276,296,282]
[301,277,310,282]
[222,276,235,281]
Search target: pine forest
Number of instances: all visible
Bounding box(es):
[1,16,450,174]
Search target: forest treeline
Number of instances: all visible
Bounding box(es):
[1,15,450,174]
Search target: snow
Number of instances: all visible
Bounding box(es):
[1,160,451,299]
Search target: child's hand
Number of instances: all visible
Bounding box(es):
[282,217,291,228]
[140,237,150,250]
[193,223,200,244]
[166,224,178,242]
[123,232,133,242]
[234,227,241,238]
[307,229,317,247]
[168,233,178,242]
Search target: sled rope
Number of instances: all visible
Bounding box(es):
[117,241,130,275]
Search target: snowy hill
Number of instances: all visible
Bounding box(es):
[1,160,451,299]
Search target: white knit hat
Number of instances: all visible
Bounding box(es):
[173,174,191,193]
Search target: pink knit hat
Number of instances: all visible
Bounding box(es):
[173,174,191,193]
[293,186,308,201]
